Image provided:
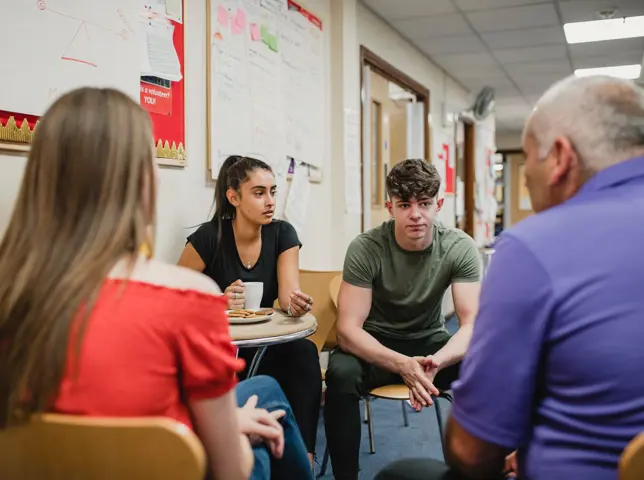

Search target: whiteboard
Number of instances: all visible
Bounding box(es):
[208,0,325,176]
[0,0,141,116]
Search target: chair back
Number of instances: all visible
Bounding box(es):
[0,414,206,480]
[299,270,342,354]
[330,274,341,307]
[620,433,644,480]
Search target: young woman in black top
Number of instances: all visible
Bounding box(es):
[178,155,321,464]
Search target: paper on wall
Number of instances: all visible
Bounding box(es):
[344,109,361,215]
[284,161,310,238]
[144,0,167,15]
[273,157,291,220]
[140,18,182,82]
[456,179,465,217]
[165,0,183,23]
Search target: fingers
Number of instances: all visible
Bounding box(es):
[225,283,245,310]
[412,383,434,407]
[293,290,313,305]
[270,409,286,421]
[289,293,312,316]
[408,390,422,412]
[243,395,258,410]
[267,437,284,459]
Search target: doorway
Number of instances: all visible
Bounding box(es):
[360,47,430,232]
[454,119,476,237]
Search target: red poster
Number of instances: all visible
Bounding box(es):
[140,82,172,116]
[444,143,455,194]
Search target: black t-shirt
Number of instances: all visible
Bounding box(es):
[187,219,301,308]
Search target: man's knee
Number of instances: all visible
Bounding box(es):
[326,350,364,396]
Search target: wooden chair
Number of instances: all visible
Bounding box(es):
[0,414,206,480]
[300,270,342,355]
[620,433,644,480]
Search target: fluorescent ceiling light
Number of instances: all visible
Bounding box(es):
[564,15,644,44]
[574,64,641,80]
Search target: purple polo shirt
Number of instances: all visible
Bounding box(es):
[451,155,644,480]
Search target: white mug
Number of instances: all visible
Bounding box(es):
[244,282,264,310]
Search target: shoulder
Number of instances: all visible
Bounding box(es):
[269,219,295,235]
[435,221,477,253]
[350,221,390,253]
[187,221,221,244]
[119,258,223,296]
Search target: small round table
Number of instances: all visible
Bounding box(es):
[230,311,317,377]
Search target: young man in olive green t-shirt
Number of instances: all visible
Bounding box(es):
[324,159,481,480]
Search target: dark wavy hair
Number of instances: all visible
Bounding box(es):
[386,158,441,202]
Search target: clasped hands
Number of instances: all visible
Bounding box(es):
[397,355,440,412]
[224,279,313,315]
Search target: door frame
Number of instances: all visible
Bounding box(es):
[359,46,431,232]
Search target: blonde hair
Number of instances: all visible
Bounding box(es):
[0,87,156,426]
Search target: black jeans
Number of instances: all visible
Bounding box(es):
[323,331,461,480]
[238,338,322,454]
[375,458,507,480]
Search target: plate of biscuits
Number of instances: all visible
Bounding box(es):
[227,308,275,324]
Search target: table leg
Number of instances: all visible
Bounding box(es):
[246,346,268,377]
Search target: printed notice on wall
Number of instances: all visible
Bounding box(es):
[284,161,310,237]
[344,108,361,215]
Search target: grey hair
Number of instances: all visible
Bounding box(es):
[524,75,644,171]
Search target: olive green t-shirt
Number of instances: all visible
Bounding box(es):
[343,220,480,340]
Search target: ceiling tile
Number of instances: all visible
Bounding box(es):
[459,74,516,91]
[465,3,559,33]
[494,44,569,64]
[495,104,534,117]
[391,14,473,38]
[363,0,457,20]
[481,26,565,49]
[568,38,644,59]
[558,0,644,24]
[455,0,550,11]
[432,52,499,70]
[572,51,644,70]
[416,35,488,55]
[526,94,544,105]
[494,96,531,108]
[505,60,573,76]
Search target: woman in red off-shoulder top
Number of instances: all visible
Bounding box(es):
[0,88,311,480]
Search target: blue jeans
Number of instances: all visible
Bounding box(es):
[236,375,313,480]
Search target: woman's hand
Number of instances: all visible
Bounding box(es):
[287,289,313,317]
[237,395,285,459]
[225,280,245,310]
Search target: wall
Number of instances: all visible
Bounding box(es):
[356,2,473,230]
[508,152,533,225]
[368,70,408,228]
[496,131,522,151]
[0,0,491,274]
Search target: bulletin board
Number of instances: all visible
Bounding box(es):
[0,0,186,166]
[207,0,326,177]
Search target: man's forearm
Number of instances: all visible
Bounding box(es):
[339,327,406,373]
[433,323,473,370]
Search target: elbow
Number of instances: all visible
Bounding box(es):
[445,432,504,479]
[336,323,356,352]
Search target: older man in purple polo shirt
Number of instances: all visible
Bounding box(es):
[375,75,644,480]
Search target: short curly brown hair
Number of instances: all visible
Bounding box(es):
[386,159,441,201]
